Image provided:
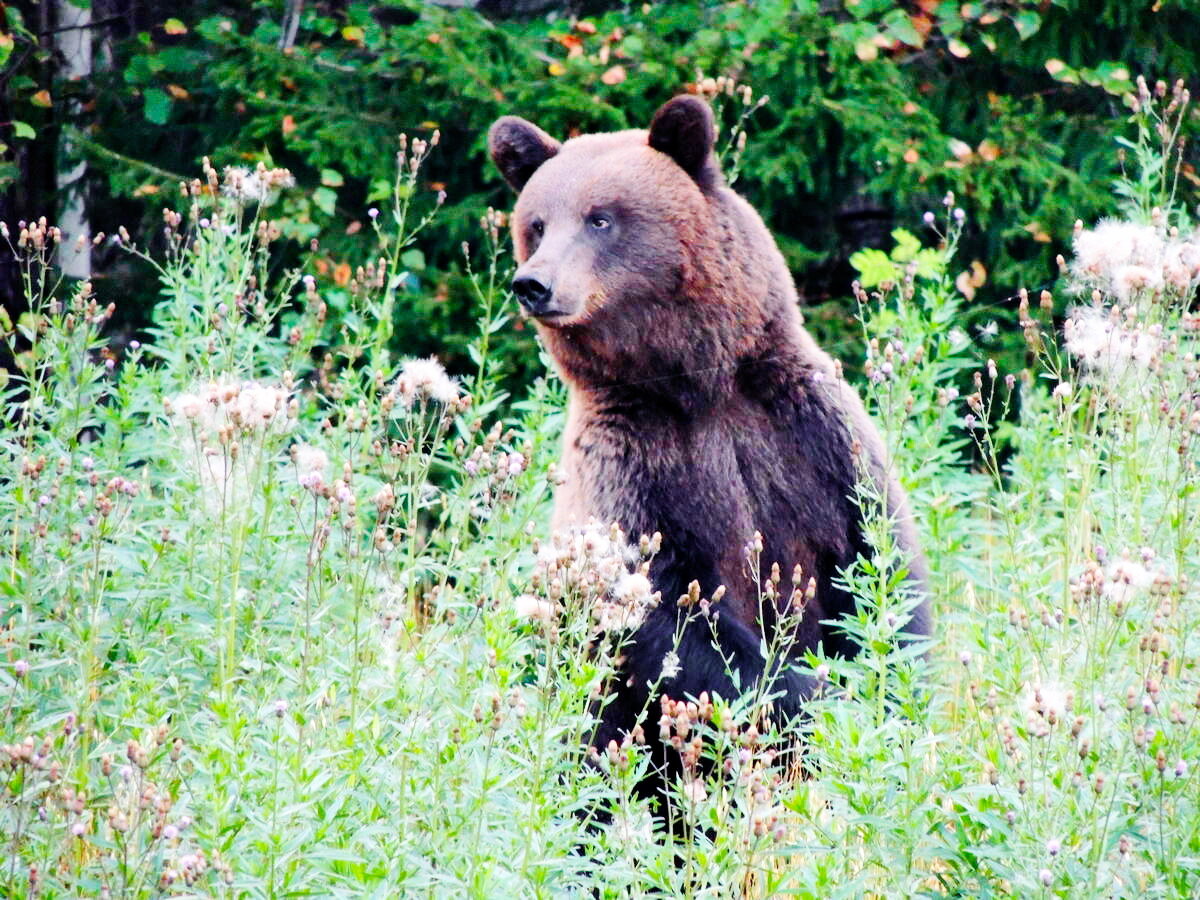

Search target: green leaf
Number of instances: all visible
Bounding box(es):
[12,120,34,140]
[320,168,344,188]
[400,249,425,272]
[1012,11,1041,39]
[890,228,921,263]
[882,10,922,47]
[913,248,943,280]
[142,88,171,124]
[848,248,897,288]
[312,187,337,216]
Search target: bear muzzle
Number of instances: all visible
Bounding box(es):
[512,273,566,320]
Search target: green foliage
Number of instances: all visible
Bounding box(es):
[21,0,1195,389]
[849,227,943,288]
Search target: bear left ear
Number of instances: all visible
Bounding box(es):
[648,95,718,188]
[489,116,562,192]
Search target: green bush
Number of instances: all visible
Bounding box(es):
[9,0,1198,388]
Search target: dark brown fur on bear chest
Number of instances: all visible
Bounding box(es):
[566,388,854,643]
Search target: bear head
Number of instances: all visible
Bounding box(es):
[489,97,752,392]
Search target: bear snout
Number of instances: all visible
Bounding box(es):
[512,273,558,318]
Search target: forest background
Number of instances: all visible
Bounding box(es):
[5,0,1199,383]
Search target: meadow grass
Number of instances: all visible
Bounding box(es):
[2,83,1198,897]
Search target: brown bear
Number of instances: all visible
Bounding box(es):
[489,95,930,761]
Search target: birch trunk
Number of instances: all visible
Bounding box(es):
[55,0,91,279]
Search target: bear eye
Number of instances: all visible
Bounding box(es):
[587,213,612,231]
[530,219,544,238]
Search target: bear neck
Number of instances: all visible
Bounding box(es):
[543,313,806,423]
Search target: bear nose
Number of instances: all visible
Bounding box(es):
[512,274,553,315]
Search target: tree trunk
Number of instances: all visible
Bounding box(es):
[54,0,91,280]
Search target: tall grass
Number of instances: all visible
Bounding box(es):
[2,81,1198,897]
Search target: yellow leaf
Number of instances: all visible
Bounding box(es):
[31,89,51,108]
[342,25,365,44]
[955,270,976,300]
[166,84,190,100]
[548,62,566,76]
[977,140,1000,161]
[1045,58,1066,76]
[948,138,973,161]
[282,114,297,136]
[1023,222,1052,243]
[600,65,626,86]
[854,40,878,62]
[163,18,187,35]
[133,184,160,197]
[968,260,987,288]
[903,147,920,164]
[948,39,971,58]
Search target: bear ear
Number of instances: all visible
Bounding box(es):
[488,116,561,192]
[648,95,718,187]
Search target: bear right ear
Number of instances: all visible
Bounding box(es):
[648,95,718,188]
[488,116,561,192]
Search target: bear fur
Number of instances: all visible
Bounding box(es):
[489,96,930,760]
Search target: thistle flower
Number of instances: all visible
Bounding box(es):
[221,165,295,206]
[1070,219,1200,303]
[1022,682,1071,729]
[660,650,681,680]
[514,594,557,623]
[291,443,329,492]
[1102,557,1157,606]
[394,357,459,406]
[1064,306,1159,376]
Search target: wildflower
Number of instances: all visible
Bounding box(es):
[613,572,653,604]
[1072,221,1163,285]
[514,594,557,623]
[175,393,205,421]
[234,383,288,429]
[1064,306,1158,377]
[1046,838,1061,856]
[272,699,289,718]
[1103,557,1157,606]
[660,650,681,680]
[610,809,654,844]
[395,357,459,406]
[1022,682,1071,730]
[1052,381,1073,401]
[505,451,527,478]
[13,659,28,678]
[222,165,295,206]
[1039,868,1053,886]
[368,207,379,220]
[681,778,707,804]
[292,443,329,492]
[1070,218,1200,302]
